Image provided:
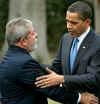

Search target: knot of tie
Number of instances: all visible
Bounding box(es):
[73,38,79,48]
[70,38,79,72]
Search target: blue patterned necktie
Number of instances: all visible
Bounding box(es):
[70,38,79,72]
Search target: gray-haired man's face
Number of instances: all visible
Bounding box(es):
[27,24,38,52]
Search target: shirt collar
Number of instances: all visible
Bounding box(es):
[77,26,90,42]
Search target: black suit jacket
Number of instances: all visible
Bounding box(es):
[0,46,78,104]
[49,28,100,101]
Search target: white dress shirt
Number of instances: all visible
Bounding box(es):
[77,26,90,103]
[77,26,90,50]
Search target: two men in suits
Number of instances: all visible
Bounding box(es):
[35,1,100,104]
[0,18,97,104]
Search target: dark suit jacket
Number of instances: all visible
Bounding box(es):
[0,46,78,104]
[49,28,100,101]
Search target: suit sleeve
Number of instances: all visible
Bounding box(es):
[37,86,79,104]
[64,49,100,92]
[17,59,79,104]
[48,38,63,74]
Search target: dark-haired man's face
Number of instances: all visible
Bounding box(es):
[66,11,90,38]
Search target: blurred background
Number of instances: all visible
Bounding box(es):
[0,0,100,103]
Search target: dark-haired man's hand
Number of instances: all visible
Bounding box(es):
[80,92,98,104]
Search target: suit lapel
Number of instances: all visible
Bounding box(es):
[63,35,73,74]
[72,29,94,73]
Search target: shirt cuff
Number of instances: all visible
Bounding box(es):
[60,84,63,87]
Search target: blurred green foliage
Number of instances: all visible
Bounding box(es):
[0,0,9,49]
[46,0,67,51]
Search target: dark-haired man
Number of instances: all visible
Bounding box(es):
[36,1,100,104]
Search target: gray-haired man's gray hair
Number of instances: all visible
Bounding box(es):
[6,18,32,45]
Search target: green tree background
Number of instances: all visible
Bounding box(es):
[0,0,9,49]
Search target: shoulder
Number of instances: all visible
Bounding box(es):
[2,48,34,66]
[91,29,100,44]
[14,53,33,65]
[59,33,71,42]
[62,33,70,39]
[88,29,100,50]
[17,54,41,69]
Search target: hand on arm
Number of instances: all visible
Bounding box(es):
[35,68,64,88]
[80,92,98,104]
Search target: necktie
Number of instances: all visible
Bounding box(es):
[70,38,79,72]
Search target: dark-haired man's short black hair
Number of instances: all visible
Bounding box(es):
[67,1,92,21]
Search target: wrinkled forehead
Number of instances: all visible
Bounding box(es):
[66,11,81,21]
